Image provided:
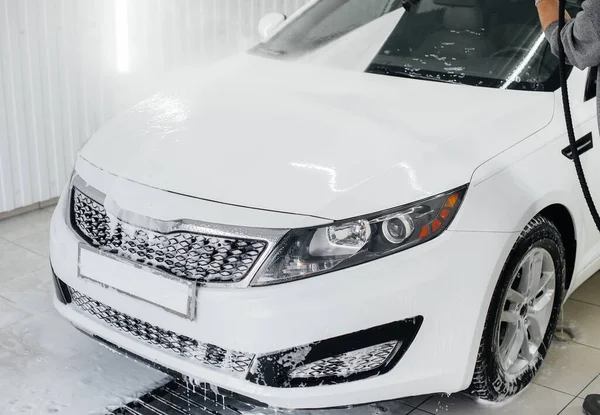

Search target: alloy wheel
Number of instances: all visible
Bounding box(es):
[497,247,557,375]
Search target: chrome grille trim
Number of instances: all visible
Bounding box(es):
[68,174,287,287]
[72,188,266,283]
[69,288,255,375]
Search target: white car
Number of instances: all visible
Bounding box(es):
[50,0,598,409]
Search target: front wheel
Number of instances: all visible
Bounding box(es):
[469,216,566,401]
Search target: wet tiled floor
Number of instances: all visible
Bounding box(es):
[1,207,599,414]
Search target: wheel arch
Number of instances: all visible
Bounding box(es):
[468,211,569,400]
[538,204,577,292]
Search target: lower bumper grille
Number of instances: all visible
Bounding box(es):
[69,288,254,375]
[247,317,423,388]
[288,341,399,380]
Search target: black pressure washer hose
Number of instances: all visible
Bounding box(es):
[559,2,600,413]
[557,0,600,233]
[556,1,600,411]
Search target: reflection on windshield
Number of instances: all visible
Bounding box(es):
[251,0,582,91]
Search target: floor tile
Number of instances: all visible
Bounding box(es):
[419,385,573,414]
[561,299,600,349]
[580,375,600,397]
[43,204,57,214]
[570,273,600,307]
[402,395,433,408]
[288,401,416,415]
[559,398,585,415]
[0,297,31,330]
[12,230,50,257]
[0,315,96,362]
[0,239,48,283]
[0,209,52,241]
[0,338,168,415]
[0,264,55,315]
[534,341,600,396]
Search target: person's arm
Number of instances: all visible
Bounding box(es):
[537,0,569,31]
[538,0,600,69]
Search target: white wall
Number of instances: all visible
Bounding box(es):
[0,0,307,214]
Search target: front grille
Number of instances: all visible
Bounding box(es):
[288,341,399,380]
[71,188,268,284]
[69,288,254,374]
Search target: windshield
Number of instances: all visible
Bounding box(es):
[251,0,582,91]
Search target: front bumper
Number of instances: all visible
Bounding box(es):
[50,178,518,410]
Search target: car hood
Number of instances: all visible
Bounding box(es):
[81,54,554,221]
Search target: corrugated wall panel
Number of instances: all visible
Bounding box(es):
[0,0,13,212]
[0,0,308,214]
[2,0,33,210]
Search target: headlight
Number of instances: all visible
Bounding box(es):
[251,186,468,286]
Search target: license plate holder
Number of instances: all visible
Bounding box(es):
[77,244,197,320]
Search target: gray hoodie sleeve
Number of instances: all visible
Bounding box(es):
[544,0,600,70]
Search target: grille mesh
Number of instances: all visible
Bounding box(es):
[71,188,267,284]
[69,288,254,374]
[289,341,398,380]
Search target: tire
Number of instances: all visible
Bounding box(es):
[468,215,566,401]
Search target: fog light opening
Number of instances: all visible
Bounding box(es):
[289,340,401,380]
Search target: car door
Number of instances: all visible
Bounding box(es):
[559,0,599,184]
[561,63,600,275]
[561,67,598,161]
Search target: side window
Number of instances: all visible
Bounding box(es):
[586,66,598,101]
[536,0,584,91]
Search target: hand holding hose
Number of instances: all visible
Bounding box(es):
[535,0,570,30]
[537,0,600,70]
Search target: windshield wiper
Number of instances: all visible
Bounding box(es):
[258,48,288,56]
[367,63,459,85]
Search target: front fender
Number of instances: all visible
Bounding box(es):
[450,129,582,235]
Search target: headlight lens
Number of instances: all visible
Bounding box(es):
[251,186,467,286]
